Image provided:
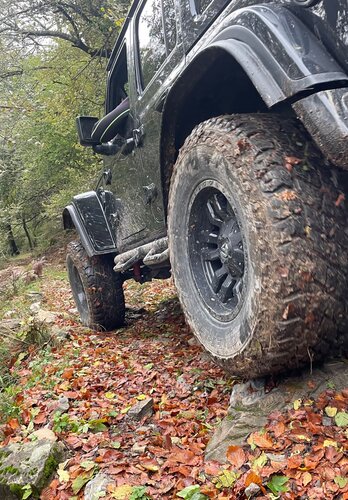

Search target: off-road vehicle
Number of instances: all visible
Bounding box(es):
[64,0,348,378]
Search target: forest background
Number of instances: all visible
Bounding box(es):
[0,0,129,261]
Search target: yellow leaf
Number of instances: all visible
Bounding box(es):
[121,406,131,414]
[302,472,312,486]
[323,439,338,448]
[57,469,69,483]
[59,381,70,391]
[105,392,117,400]
[296,435,311,442]
[325,406,337,417]
[136,394,147,401]
[142,463,159,472]
[111,485,133,499]
[293,399,301,410]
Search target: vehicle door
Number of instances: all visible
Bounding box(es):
[130,0,185,237]
[102,39,156,252]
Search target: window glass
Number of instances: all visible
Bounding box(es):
[109,45,128,111]
[199,0,211,12]
[163,0,177,53]
[138,0,166,88]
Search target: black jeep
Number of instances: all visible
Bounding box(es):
[64,0,348,378]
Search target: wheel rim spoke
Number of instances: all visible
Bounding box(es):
[206,198,223,227]
[189,185,246,317]
[202,247,220,261]
[211,265,228,293]
[218,274,234,303]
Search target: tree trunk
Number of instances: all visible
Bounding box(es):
[22,216,34,250]
[5,224,20,256]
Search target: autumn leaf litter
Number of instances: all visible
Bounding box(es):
[0,263,347,499]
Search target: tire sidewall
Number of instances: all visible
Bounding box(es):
[66,252,93,326]
[169,144,263,359]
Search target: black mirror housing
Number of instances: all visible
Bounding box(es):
[76,116,99,147]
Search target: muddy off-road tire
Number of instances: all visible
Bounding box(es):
[168,114,348,378]
[66,241,125,331]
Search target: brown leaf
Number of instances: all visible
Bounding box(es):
[245,471,262,487]
[61,368,74,380]
[287,454,303,469]
[284,156,302,165]
[248,431,274,449]
[226,445,246,469]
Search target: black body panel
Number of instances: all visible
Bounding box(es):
[65,0,348,256]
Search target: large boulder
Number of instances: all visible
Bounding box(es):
[0,439,66,498]
[206,359,348,462]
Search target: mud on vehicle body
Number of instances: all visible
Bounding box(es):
[64,0,348,378]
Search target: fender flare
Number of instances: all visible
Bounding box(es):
[160,4,348,201]
[63,191,116,257]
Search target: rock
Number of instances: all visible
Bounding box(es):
[322,417,332,427]
[206,359,348,462]
[131,443,147,454]
[26,292,43,303]
[36,309,58,324]
[187,337,198,346]
[30,302,41,314]
[50,326,69,346]
[55,396,70,414]
[32,429,57,442]
[0,319,21,332]
[245,482,261,497]
[84,472,115,500]
[0,439,66,499]
[128,398,154,420]
[266,453,286,462]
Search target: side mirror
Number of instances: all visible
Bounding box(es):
[76,116,99,147]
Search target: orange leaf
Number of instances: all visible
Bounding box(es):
[287,454,303,469]
[62,368,74,380]
[8,418,20,430]
[226,445,246,469]
[248,431,274,449]
[272,421,286,438]
[245,471,262,487]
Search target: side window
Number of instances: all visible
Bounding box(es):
[137,0,177,90]
[163,0,177,53]
[107,45,129,112]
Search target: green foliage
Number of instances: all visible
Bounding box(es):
[0,0,130,258]
[267,475,289,496]
[177,485,208,499]
[130,486,152,500]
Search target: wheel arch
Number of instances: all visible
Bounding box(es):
[160,4,348,212]
[62,191,117,257]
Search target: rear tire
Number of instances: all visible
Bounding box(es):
[66,241,125,331]
[168,114,348,378]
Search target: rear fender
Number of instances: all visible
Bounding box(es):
[63,191,116,257]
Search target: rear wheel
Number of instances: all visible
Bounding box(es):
[66,241,125,331]
[168,114,348,378]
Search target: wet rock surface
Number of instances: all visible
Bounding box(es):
[206,359,348,462]
[0,439,66,498]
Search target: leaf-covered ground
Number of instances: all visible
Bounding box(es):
[0,260,347,499]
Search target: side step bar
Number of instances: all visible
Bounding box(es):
[114,237,169,273]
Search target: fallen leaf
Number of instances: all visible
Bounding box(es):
[335,412,348,427]
[325,406,337,417]
[302,472,312,486]
[226,446,246,469]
